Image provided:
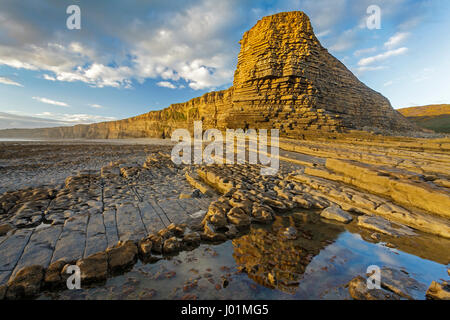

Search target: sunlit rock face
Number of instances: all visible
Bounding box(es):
[232,213,342,294]
[228,11,415,134]
[0,11,416,139]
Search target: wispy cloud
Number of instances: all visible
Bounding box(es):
[89,104,104,109]
[384,32,410,49]
[35,112,116,123]
[0,111,115,129]
[354,65,387,75]
[357,47,408,66]
[316,30,331,38]
[43,74,56,81]
[32,96,69,107]
[353,47,377,57]
[0,76,23,87]
[0,111,67,129]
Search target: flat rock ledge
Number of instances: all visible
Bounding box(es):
[1,221,201,300]
[2,202,284,300]
[347,267,427,300]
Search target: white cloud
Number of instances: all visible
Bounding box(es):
[0,76,23,87]
[0,0,430,92]
[358,47,408,66]
[89,104,104,109]
[355,65,387,74]
[129,0,237,90]
[0,111,67,129]
[43,74,56,81]
[354,47,377,57]
[0,111,116,129]
[316,30,331,38]
[156,81,177,89]
[32,96,69,107]
[384,80,394,87]
[0,1,237,90]
[384,32,410,49]
[35,112,116,123]
[0,42,134,88]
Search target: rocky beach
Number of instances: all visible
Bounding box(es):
[0,134,449,300]
[0,10,449,301]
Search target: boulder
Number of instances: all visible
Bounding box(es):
[183,232,201,247]
[292,194,312,209]
[6,265,44,299]
[147,234,163,254]
[0,284,6,300]
[202,222,227,242]
[320,205,353,223]
[106,240,138,274]
[226,207,251,227]
[44,260,66,289]
[229,198,253,215]
[163,237,183,254]
[203,203,228,229]
[426,281,450,300]
[251,204,274,223]
[167,223,186,237]
[138,238,153,257]
[0,223,13,236]
[76,251,108,284]
[224,224,239,238]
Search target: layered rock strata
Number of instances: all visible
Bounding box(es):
[0,11,416,140]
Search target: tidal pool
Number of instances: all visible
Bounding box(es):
[38,210,450,300]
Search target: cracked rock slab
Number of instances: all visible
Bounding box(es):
[380,267,426,300]
[0,229,33,271]
[357,215,416,238]
[347,275,400,300]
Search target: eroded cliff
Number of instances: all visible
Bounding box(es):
[0,11,416,139]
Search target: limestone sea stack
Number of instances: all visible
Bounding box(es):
[0,11,416,139]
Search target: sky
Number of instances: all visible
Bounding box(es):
[0,0,449,129]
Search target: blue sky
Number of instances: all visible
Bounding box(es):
[0,0,449,128]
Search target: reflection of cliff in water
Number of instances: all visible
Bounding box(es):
[232,211,344,294]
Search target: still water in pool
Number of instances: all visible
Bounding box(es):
[38,210,450,300]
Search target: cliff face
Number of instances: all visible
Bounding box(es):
[0,11,416,139]
[398,104,450,133]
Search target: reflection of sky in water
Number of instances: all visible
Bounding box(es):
[39,223,449,300]
[297,231,448,299]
